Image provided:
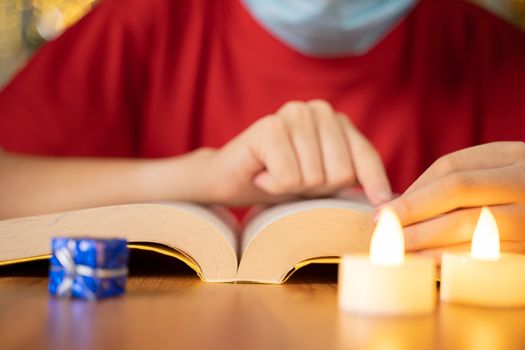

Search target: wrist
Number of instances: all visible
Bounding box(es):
[140,148,217,203]
[182,147,218,203]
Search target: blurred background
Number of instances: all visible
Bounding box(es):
[0,0,96,87]
[0,0,524,88]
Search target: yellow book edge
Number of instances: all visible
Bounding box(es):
[0,242,341,283]
[280,257,340,283]
[0,242,203,280]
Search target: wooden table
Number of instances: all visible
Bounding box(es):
[1,250,525,350]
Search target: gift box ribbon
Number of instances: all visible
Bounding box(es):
[52,243,128,300]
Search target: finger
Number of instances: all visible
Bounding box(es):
[307,100,355,193]
[278,102,325,190]
[404,204,525,251]
[415,241,525,265]
[338,114,392,205]
[383,164,525,226]
[404,207,479,251]
[405,142,525,195]
[249,117,302,195]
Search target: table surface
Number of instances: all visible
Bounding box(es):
[1,251,525,350]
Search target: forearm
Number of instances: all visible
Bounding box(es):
[0,149,213,219]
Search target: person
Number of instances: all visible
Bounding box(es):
[0,0,524,259]
[382,141,525,261]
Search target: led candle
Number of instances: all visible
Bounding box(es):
[441,207,525,307]
[338,208,436,315]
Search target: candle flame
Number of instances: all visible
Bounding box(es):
[370,208,405,266]
[471,207,500,261]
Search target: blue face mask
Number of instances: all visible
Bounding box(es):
[242,0,416,57]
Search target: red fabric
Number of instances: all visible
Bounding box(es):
[0,0,524,193]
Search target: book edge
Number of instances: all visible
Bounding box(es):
[0,242,205,280]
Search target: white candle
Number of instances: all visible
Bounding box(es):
[441,207,525,307]
[338,208,436,315]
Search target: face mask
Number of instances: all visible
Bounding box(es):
[242,0,416,57]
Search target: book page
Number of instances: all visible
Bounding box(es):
[154,201,238,252]
[241,197,373,255]
[0,202,240,282]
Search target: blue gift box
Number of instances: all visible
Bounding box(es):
[49,237,129,300]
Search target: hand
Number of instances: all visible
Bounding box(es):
[381,142,525,262]
[199,100,391,207]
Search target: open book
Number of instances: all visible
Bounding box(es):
[0,197,374,283]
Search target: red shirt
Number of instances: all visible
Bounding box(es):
[0,0,524,192]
